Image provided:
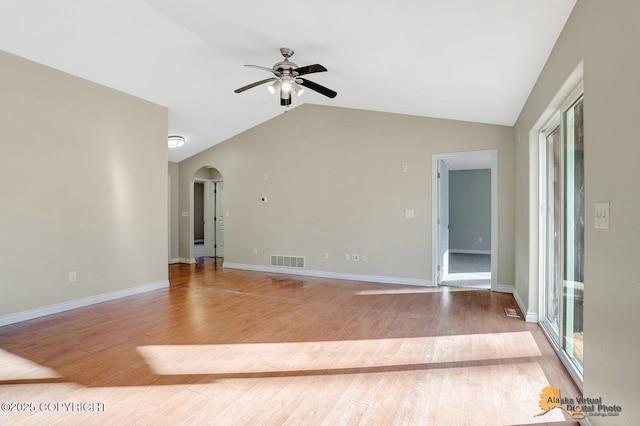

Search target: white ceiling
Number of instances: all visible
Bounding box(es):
[0,0,576,162]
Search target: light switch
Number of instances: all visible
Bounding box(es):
[595,202,610,229]
[181,211,189,218]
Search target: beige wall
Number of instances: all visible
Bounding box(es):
[515,0,640,421]
[168,161,180,262]
[0,50,168,317]
[178,104,514,285]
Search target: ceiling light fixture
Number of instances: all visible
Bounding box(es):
[268,80,282,94]
[270,76,304,107]
[168,135,185,148]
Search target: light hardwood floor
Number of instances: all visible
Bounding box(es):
[0,258,580,425]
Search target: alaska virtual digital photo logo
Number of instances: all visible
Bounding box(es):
[536,386,622,420]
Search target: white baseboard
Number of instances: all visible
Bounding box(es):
[173,258,196,264]
[449,249,491,255]
[169,258,181,264]
[494,284,514,294]
[223,263,433,287]
[512,289,539,323]
[0,280,169,327]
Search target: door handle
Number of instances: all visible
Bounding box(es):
[447,224,452,229]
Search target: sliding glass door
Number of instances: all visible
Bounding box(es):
[563,96,584,372]
[541,92,584,383]
[543,124,562,345]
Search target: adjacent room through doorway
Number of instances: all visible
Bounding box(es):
[432,150,497,290]
[192,166,225,263]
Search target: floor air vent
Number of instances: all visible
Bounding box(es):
[270,255,305,269]
[504,308,521,318]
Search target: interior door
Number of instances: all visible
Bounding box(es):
[437,160,450,284]
[215,182,225,257]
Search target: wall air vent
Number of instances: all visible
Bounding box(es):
[270,255,305,269]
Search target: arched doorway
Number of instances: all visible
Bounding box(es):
[192,166,224,262]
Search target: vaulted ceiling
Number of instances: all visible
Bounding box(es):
[0,0,576,161]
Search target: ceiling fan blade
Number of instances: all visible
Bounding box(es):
[293,64,327,76]
[244,65,282,76]
[234,77,278,93]
[298,78,337,98]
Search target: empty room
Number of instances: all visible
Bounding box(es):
[1,1,639,425]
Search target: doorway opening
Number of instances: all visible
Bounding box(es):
[192,166,224,263]
[432,150,497,290]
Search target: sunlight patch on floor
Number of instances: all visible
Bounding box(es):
[356,286,482,295]
[0,349,62,381]
[0,362,565,425]
[136,332,542,376]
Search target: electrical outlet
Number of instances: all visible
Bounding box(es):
[595,202,610,229]
[69,271,77,282]
[352,254,360,261]
[402,165,408,173]
[405,209,414,219]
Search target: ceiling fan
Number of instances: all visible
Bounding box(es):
[234,47,337,107]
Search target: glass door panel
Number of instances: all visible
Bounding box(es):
[544,124,562,345]
[563,97,584,372]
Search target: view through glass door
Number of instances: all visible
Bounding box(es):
[541,92,584,383]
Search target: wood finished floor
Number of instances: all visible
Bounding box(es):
[0,258,581,425]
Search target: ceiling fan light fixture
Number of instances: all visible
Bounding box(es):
[168,135,185,148]
[268,80,281,94]
[281,80,292,93]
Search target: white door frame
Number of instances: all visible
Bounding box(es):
[436,159,450,284]
[213,180,224,258]
[431,149,498,291]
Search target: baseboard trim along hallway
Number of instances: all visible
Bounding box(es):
[0,280,169,327]
[223,262,432,287]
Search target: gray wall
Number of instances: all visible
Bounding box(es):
[0,50,168,317]
[514,0,640,421]
[177,104,514,286]
[448,169,491,252]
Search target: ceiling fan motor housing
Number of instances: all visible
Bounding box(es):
[280,47,294,58]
